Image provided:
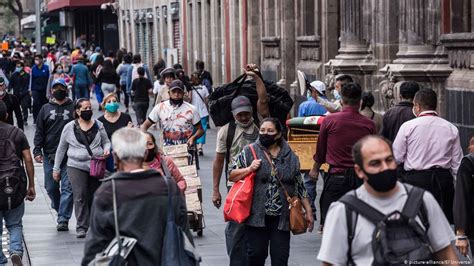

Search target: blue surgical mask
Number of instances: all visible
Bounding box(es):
[15,67,22,73]
[105,102,120,113]
[306,90,312,100]
[333,90,341,100]
[56,69,63,74]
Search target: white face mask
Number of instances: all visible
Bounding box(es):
[412,107,417,117]
[236,117,254,129]
[333,90,341,100]
[0,90,5,96]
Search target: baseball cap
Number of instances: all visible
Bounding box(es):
[231,96,252,115]
[0,77,4,86]
[169,80,185,91]
[52,78,67,88]
[95,47,101,52]
[310,80,326,95]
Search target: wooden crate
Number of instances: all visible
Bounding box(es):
[288,141,317,171]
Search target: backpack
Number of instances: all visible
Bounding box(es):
[339,185,434,266]
[0,126,26,210]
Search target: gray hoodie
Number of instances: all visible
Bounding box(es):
[54,120,111,172]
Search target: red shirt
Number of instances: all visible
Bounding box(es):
[314,106,376,173]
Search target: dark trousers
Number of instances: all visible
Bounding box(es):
[67,167,101,231]
[134,101,149,125]
[18,94,31,121]
[32,90,47,122]
[245,215,290,266]
[320,172,354,226]
[74,84,90,100]
[225,221,248,266]
[402,168,454,223]
[119,84,130,108]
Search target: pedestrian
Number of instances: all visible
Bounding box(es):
[318,135,458,265]
[143,131,187,193]
[196,60,213,93]
[298,80,328,117]
[97,93,132,172]
[53,98,111,238]
[153,57,166,80]
[89,46,101,65]
[91,55,105,108]
[380,81,419,141]
[33,78,75,232]
[154,67,175,104]
[48,64,71,98]
[360,91,383,133]
[189,72,209,155]
[0,101,35,266]
[314,74,353,113]
[141,80,204,147]
[30,54,50,122]
[9,61,31,125]
[82,128,195,265]
[309,82,376,233]
[116,53,132,110]
[69,56,92,100]
[131,67,153,125]
[393,88,463,223]
[97,59,119,96]
[454,136,474,257]
[0,77,23,130]
[229,117,314,266]
[126,54,152,101]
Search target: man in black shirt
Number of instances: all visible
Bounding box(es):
[131,67,153,125]
[380,81,420,142]
[0,77,23,130]
[9,61,31,125]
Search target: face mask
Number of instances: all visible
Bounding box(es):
[145,148,156,162]
[80,110,93,121]
[53,89,68,100]
[35,60,41,65]
[259,133,278,148]
[363,168,398,192]
[105,102,120,113]
[56,69,63,74]
[235,117,254,129]
[15,67,22,73]
[333,90,341,100]
[412,107,418,117]
[306,90,312,100]
[169,98,184,106]
[0,90,5,97]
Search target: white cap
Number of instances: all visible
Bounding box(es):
[310,80,326,95]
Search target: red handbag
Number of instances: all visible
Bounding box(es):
[223,144,258,223]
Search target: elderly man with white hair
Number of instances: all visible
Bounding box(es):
[82,128,194,265]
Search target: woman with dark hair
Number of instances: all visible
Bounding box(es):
[97,60,119,96]
[142,132,187,193]
[360,91,383,133]
[229,117,314,265]
[116,54,132,110]
[48,63,71,98]
[53,98,111,238]
[91,55,105,108]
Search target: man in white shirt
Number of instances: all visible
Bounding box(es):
[141,80,204,147]
[318,135,458,265]
[189,72,210,155]
[393,89,463,223]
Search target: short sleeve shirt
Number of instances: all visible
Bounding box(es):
[148,101,201,146]
[190,85,209,118]
[317,182,455,265]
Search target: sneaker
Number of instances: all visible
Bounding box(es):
[56,222,69,231]
[76,230,87,238]
[10,253,22,266]
[198,148,204,156]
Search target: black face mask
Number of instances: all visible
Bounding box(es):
[80,110,93,121]
[259,133,278,148]
[53,89,68,100]
[363,168,398,192]
[145,148,156,162]
[169,98,184,106]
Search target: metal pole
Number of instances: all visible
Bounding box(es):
[35,0,41,54]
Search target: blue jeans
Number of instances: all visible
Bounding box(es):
[303,173,318,221]
[43,157,73,223]
[0,203,24,264]
[74,84,90,100]
[225,221,248,266]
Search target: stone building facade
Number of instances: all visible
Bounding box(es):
[117,0,474,148]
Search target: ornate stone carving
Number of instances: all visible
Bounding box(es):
[262,36,281,59]
[300,47,319,61]
[377,67,397,110]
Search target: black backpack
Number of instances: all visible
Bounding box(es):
[339,185,434,266]
[0,126,26,210]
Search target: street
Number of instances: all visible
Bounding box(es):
[18,98,323,266]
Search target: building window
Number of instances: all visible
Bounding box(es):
[297,0,316,36]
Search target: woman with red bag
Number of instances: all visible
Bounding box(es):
[229,117,314,266]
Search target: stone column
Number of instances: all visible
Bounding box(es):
[380,0,452,114]
[325,0,376,87]
[280,0,296,88]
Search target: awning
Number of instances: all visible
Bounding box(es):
[47,0,109,12]
[21,15,36,26]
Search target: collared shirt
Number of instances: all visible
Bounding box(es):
[314,106,376,173]
[393,111,463,176]
[298,97,327,117]
[380,101,416,142]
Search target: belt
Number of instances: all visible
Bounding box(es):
[405,167,450,175]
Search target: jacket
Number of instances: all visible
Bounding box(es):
[0,93,23,130]
[33,98,75,157]
[117,63,131,85]
[82,169,192,265]
[9,70,30,97]
[454,154,474,239]
[70,62,92,87]
[235,139,301,231]
[380,101,415,142]
[53,120,111,172]
[30,64,50,92]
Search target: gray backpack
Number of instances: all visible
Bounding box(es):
[0,126,26,210]
[339,185,434,265]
